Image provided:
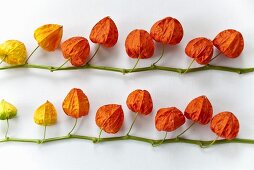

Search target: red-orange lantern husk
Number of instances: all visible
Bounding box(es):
[184,96,213,125]
[213,29,244,58]
[125,29,155,59]
[90,16,118,48]
[185,37,214,65]
[150,17,184,45]
[61,37,90,66]
[126,89,153,115]
[62,88,90,118]
[210,111,239,140]
[155,107,185,132]
[95,104,124,134]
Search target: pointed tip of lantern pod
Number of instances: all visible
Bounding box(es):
[34,100,57,126]
[95,104,124,134]
[185,37,214,65]
[61,36,90,67]
[0,40,27,65]
[34,24,63,52]
[125,29,155,59]
[0,99,17,120]
[184,95,213,125]
[89,16,118,48]
[210,111,240,140]
[62,88,90,119]
[155,107,185,132]
[150,16,184,45]
[126,89,153,115]
[213,29,244,58]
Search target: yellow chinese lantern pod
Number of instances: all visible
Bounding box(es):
[34,100,57,126]
[0,99,17,120]
[0,40,27,65]
[34,24,63,51]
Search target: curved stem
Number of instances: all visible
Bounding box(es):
[52,58,71,72]
[68,118,78,135]
[41,125,47,143]
[25,45,40,64]
[177,122,195,138]
[182,59,195,74]
[152,131,168,147]
[200,136,219,148]
[126,112,139,135]
[5,119,9,139]
[86,44,100,64]
[209,52,221,63]
[128,57,141,73]
[153,44,165,65]
[0,55,7,65]
[96,128,103,143]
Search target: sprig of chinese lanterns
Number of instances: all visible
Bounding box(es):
[0,88,244,147]
[0,16,247,74]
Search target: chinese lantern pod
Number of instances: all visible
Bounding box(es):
[0,40,27,65]
[61,37,90,66]
[126,89,153,115]
[150,17,184,45]
[184,95,213,125]
[210,112,239,140]
[185,37,214,65]
[90,16,118,48]
[34,24,63,51]
[213,29,244,58]
[0,100,17,120]
[125,29,155,59]
[34,100,57,126]
[155,107,185,132]
[95,104,124,134]
[62,88,90,118]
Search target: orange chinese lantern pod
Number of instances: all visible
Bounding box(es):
[155,107,185,132]
[34,24,63,51]
[61,37,90,66]
[185,37,214,65]
[62,88,90,119]
[125,29,155,59]
[126,89,153,115]
[89,16,118,48]
[150,17,184,45]
[184,95,213,125]
[213,29,244,58]
[210,112,239,140]
[95,104,124,134]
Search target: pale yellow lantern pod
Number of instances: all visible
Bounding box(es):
[0,40,27,65]
[34,24,63,52]
[34,100,57,142]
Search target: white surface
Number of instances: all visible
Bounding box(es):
[1,0,254,169]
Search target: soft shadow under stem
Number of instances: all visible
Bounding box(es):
[182,58,195,74]
[5,119,9,139]
[128,56,141,73]
[152,44,165,65]
[86,44,101,64]
[68,118,78,135]
[152,131,168,147]
[200,136,219,148]
[0,55,7,65]
[177,122,195,138]
[25,45,40,64]
[126,112,139,135]
[52,58,71,71]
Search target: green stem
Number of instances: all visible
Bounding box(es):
[5,119,9,139]
[0,55,7,65]
[182,58,195,74]
[86,44,100,64]
[152,132,168,147]
[51,58,71,72]
[209,52,221,63]
[1,63,254,74]
[177,122,195,138]
[41,125,47,144]
[200,136,219,148]
[152,44,165,65]
[25,45,40,64]
[128,56,141,73]
[126,112,139,135]
[68,118,78,135]
[96,129,103,143]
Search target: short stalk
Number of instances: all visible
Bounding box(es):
[200,136,219,148]
[68,118,78,135]
[41,125,47,144]
[5,119,9,139]
[177,122,195,138]
[182,59,195,74]
[25,45,40,64]
[126,112,139,135]
[51,58,71,72]
[209,52,221,63]
[128,56,141,73]
[97,129,103,143]
[152,132,168,147]
[0,55,7,65]
[86,44,100,64]
[152,44,165,65]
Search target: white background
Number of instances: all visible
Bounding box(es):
[0,0,254,169]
